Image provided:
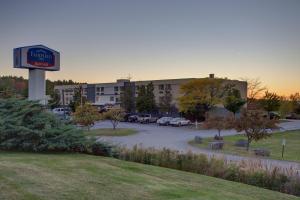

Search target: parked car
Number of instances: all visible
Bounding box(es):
[52,107,71,115]
[286,113,300,120]
[269,111,280,120]
[121,113,132,122]
[138,114,159,123]
[157,117,173,125]
[169,117,191,126]
[128,115,139,122]
[263,111,280,120]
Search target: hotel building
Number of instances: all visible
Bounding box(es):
[54,74,247,110]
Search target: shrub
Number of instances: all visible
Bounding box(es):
[90,142,118,157]
[283,177,300,196]
[253,148,270,157]
[234,139,248,147]
[116,146,300,196]
[214,135,223,141]
[73,103,100,130]
[101,108,125,129]
[0,98,89,152]
[194,136,203,144]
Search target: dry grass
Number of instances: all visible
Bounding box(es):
[0,152,299,200]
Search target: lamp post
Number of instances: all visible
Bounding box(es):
[281,138,286,159]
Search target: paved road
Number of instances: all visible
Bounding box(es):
[94,120,300,172]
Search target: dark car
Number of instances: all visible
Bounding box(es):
[269,112,280,120]
[121,113,132,122]
[128,115,139,122]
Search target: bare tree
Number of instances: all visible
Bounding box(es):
[242,78,267,103]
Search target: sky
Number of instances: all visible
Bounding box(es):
[0,0,299,95]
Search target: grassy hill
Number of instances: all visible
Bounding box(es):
[0,152,298,200]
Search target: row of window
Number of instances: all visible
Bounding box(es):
[96,86,125,92]
[95,96,120,102]
[158,84,172,90]
[96,84,172,93]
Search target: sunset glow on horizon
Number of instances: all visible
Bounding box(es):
[0,0,299,96]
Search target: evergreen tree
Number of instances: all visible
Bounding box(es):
[48,90,61,109]
[136,82,157,113]
[0,98,88,152]
[145,82,156,112]
[159,92,173,114]
[136,85,147,113]
[120,85,135,113]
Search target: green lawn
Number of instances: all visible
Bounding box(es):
[189,130,300,162]
[0,152,298,200]
[84,128,137,137]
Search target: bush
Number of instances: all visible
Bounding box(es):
[234,139,248,147]
[90,142,118,157]
[194,136,203,144]
[253,148,270,157]
[116,146,300,196]
[283,177,300,196]
[0,98,89,152]
[214,135,223,140]
[73,103,100,130]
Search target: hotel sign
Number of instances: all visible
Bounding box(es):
[14,45,60,71]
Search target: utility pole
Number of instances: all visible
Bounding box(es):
[80,85,83,108]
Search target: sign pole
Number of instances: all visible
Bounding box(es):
[28,69,46,105]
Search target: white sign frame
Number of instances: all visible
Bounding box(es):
[13,45,60,71]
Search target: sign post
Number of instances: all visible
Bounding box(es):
[281,139,286,159]
[13,45,60,105]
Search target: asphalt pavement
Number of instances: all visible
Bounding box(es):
[94,120,300,172]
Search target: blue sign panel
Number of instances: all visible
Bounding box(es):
[27,48,55,68]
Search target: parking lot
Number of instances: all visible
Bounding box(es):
[94,120,239,151]
[94,120,300,171]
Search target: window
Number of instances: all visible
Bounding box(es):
[120,86,124,91]
[96,87,100,92]
[166,84,172,90]
[114,86,119,92]
[158,84,164,90]
[110,96,114,101]
[116,98,119,103]
[101,87,104,92]
[159,96,164,102]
